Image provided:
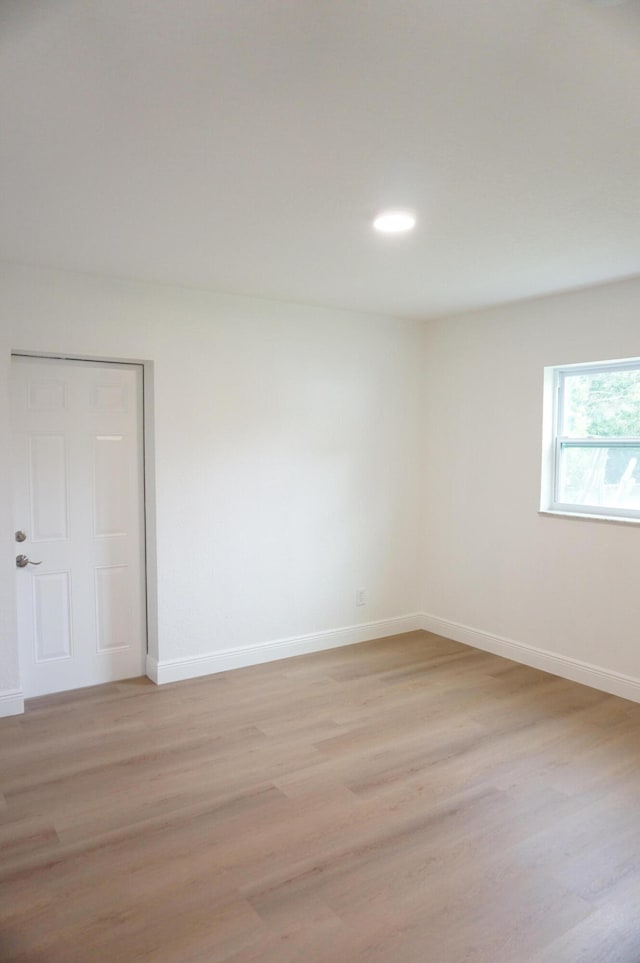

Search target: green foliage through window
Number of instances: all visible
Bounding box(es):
[558,365,640,499]
[563,369,640,438]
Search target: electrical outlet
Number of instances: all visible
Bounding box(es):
[355,588,366,606]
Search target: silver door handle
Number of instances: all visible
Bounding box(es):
[16,555,42,568]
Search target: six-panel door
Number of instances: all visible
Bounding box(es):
[11,357,147,698]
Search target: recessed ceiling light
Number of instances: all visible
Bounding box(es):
[373,210,416,234]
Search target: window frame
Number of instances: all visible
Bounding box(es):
[542,358,640,522]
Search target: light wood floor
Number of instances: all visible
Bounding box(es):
[2,631,640,962]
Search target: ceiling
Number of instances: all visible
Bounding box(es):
[1,0,639,320]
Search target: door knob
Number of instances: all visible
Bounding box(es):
[16,555,42,568]
[15,530,27,542]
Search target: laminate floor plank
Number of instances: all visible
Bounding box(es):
[2,630,640,961]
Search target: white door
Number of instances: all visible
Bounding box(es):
[11,356,147,698]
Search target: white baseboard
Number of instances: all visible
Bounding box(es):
[0,688,25,718]
[147,614,423,686]
[420,612,640,704]
[146,609,640,704]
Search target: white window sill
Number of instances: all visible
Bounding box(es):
[539,509,640,527]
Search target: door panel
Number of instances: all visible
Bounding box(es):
[28,433,69,540]
[95,565,131,652]
[33,571,72,662]
[11,356,147,698]
[94,435,128,536]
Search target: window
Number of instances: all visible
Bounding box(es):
[542,358,640,521]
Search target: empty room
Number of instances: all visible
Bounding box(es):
[1,1,640,960]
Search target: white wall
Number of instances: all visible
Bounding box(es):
[5,262,639,707]
[421,277,640,683]
[0,263,422,698]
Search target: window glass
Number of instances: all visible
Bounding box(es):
[558,445,640,511]
[562,368,640,438]
[544,359,640,520]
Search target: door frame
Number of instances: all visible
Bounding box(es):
[10,350,158,688]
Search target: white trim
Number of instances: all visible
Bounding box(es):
[146,610,640,705]
[539,509,640,527]
[147,614,423,685]
[420,613,640,704]
[0,689,25,718]
[554,357,640,376]
[542,357,640,522]
[146,655,159,683]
